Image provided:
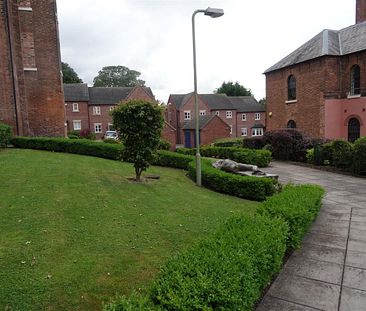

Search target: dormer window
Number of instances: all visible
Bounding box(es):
[350,65,361,96]
[287,75,296,100]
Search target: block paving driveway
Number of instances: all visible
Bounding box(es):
[256,161,366,311]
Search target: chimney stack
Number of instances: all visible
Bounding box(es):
[356,0,366,23]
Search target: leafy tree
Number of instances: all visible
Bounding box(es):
[259,97,266,108]
[93,65,145,87]
[215,81,253,96]
[61,62,83,84]
[112,100,163,181]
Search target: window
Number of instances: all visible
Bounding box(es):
[255,113,261,120]
[73,120,81,130]
[199,110,206,116]
[109,106,115,112]
[72,103,79,112]
[252,128,263,136]
[229,125,233,134]
[93,106,101,115]
[94,123,102,133]
[241,128,247,136]
[350,65,361,96]
[108,123,115,131]
[226,111,232,119]
[241,113,246,121]
[184,110,191,120]
[287,75,296,100]
[287,120,297,128]
[215,111,220,116]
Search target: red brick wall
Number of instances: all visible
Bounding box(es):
[211,109,236,137]
[127,86,155,102]
[200,117,230,145]
[236,112,265,137]
[162,122,177,151]
[65,101,89,132]
[88,105,115,139]
[357,0,366,23]
[179,95,210,124]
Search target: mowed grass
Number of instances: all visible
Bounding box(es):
[0,149,259,311]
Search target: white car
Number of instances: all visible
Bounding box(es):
[103,131,118,140]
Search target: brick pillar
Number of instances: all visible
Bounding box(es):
[356,0,366,24]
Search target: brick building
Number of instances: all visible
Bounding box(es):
[265,0,366,142]
[166,92,265,145]
[63,84,156,139]
[0,0,65,136]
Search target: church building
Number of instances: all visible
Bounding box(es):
[265,0,366,142]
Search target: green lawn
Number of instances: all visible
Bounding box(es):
[0,149,259,311]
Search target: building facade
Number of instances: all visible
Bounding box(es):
[166,93,265,145]
[0,0,65,136]
[265,0,366,142]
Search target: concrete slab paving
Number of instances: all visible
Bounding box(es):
[256,161,366,311]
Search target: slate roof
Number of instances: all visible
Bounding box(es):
[182,115,226,130]
[169,93,192,109]
[265,21,366,73]
[88,87,154,105]
[228,96,265,112]
[169,93,235,110]
[63,83,89,102]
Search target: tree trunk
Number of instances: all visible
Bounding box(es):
[135,167,142,182]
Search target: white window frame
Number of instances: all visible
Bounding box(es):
[215,111,220,116]
[109,106,115,112]
[108,123,115,131]
[72,103,79,112]
[252,128,263,136]
[199,110,206,116]
[73,120,81,130]
[184,110,191,120]
[241,128,247,136]
[255,113,261,121]
[93,106,101,115]
[226,111,232,119]
[94,123,102,133]
[241,113,246,121]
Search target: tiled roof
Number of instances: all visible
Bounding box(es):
[265,21,366,73]
[88,87,133,105]
[63,83,89,101]
[182,115,218,130]
[168,93,235,110]
[228,96,265,112]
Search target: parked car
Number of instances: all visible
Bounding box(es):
[103,130,118,140]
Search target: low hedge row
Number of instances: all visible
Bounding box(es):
[0,123,12,148]
[104,184,324,311]
[11,137,123,160]
[152,150,195,170]
[188,159,277,201]
[177,146,271,167]
[213,137,243,147]
[258,184,325,249]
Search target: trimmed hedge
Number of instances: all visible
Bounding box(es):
[353,137,366,175]
[213,137,243,147]
[258,184,325,249]
[151,150,194,170]
[0,123,12,148]
[242,137,267,150]
[12,137,123,160]
[188,159,277,201]
[177,146,271,167]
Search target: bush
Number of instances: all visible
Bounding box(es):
[353,137,366,175]
[0,123,12,148]
[188,159,277,201]
[329,140,353,169]
[242,137,267,150]
[151,150,194,170]
[213,137,243,147]
[79,129,96,140]
[177,146,271,168]
[12,137,123,160]
[150,214,288,311]
[257,184,325,249]
[103,138,120,144]
[68,130,81,138]
[264,129,311,162]
[103,292,156,311]
[157,139,171,151]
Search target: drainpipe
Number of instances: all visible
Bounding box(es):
[4,0,20,135]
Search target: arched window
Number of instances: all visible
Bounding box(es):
[287,120,297,129]
[348,118,360,142]
[350,65,361,96]
[287,75,296,100]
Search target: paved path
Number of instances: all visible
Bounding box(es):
[256,161,366,311]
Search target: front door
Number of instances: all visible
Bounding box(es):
[184,131,191,148]
[348,118,360,142]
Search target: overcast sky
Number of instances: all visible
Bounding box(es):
[57,0,355,102]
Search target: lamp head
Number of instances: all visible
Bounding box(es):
[204,7,224,18]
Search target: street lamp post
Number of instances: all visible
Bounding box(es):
[192,7,224,186]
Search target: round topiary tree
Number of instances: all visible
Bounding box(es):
[112,100,164,181]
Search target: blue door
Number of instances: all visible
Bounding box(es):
[184,131,191,148]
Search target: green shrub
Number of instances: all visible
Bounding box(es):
[213,137,243,147]
[150,214,288,311]
[353,137,366,175]
[306,148,314,164]
[103,292,156,311]
[242,137,267,150]
[68,130,81,138]
[157,139,171,151]
[188,159,277,201]
[103,138,120,144]
[177,146,271,167]
[12,137,123,160]
[151,150,194,170]
[329,139,353,169]
[257,184,325,249]
[0,123,12,148]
